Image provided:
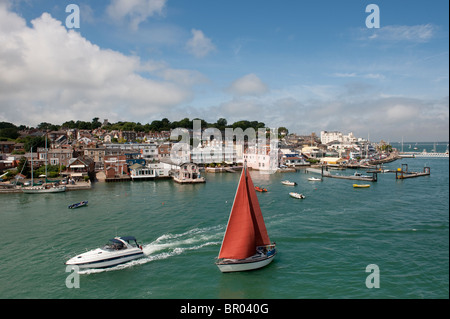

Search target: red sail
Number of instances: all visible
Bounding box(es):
[218,167,271,259]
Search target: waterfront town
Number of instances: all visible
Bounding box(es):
[1,118,400,192]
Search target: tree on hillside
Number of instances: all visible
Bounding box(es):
[24,136,46,152]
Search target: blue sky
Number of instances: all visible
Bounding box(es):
[0,0,448,141]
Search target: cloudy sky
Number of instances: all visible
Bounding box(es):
[0,0,448,142]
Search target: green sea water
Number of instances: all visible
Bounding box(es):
[0,146,448,299]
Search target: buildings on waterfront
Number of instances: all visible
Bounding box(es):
[1,125,391,184]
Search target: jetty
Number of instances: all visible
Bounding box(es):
[307,166,377,182]
[395,164,430,179]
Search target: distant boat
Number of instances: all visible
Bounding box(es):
[281,180,297,186]
[353,172,372,178]
[353,184,371,188]
[68,201,88,209]
[308,177,321,181]
[289,192,305,199]
[23,184,66,194]
[255,186,268,192]
[216,163,276,273]
[22,138,66,194]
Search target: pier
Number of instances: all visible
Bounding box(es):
[395,164,430,179]
[306,166,377,182]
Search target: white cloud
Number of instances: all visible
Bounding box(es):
[331,72,385,80]
[188,84,448,142]
[185,29,216,58]
[106,0,167,30]
[0,7,202,126]
[332,73,357,78]
[358,24,436,43]
[227,74,269,97]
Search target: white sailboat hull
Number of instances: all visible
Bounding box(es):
[216,251,276,273]
[22,186,66,194]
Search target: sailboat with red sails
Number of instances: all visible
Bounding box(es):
[216,162,276,272]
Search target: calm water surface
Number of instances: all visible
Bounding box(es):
[0,149,448,299]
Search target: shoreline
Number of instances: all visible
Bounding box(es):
[0,181,92,194]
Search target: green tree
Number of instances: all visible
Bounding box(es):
[91,117,102,129]
[24,136,46,152]
[215,118,227,130]
[0,127,19,139]
[0,122,17,129]
[37,122,59,131]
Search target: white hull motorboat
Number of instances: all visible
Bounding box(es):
[281,180,297,186]
[289,192,305,199]
[308,177,321,181]
[65,236,144,269]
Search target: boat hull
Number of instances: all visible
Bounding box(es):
[22,186,66,194]
[289,192,305,199]
[216,251,276,273]
[68,201,88,209]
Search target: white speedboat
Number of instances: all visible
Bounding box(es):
[289,192,305,199]
[65,236,144,269]
[281,180,297,186]
[308,177,321,181]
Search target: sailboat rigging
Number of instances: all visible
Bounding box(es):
[22,135,66,194]
[216,162,276,272]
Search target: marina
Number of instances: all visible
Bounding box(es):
[0,0,448,304]
[0,156,448,299]
[395,164,431,179]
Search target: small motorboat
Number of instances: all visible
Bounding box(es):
[289,192,305,199]
[65,236,145,269]
[308,177,321,181]
[281,180,297,186]
[353,184,371,188]
[68,201,88,209]
[255,186,268,192]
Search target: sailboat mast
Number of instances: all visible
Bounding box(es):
[45,134,48,183]
[30,147,33,185]
[217,163,247,259]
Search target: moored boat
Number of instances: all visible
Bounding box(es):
[216,162,276,273]
[289,192,305,199]
[68,201,88,209]
[281,180,297,186]
[22,137,67,194]
[65,236,144,269]
[22,184,66,194]
[353,184,371,188]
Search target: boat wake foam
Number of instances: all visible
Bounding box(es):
[78,225,224,275]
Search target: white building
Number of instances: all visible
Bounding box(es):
[320,131,357,144]
[244,145,281,173]
[129,162,170,180]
